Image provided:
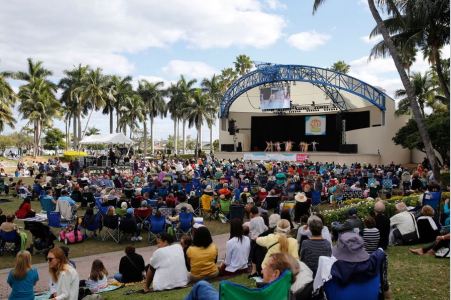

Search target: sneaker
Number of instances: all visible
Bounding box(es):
[137,236,143,241]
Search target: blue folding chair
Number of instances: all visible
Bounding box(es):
[0,230,19,255]
[47,211,67,229]
[423,191,441,211]
[95,198,109,216]
[229,205,245,221]
[176,212,193,240]
[84,212,103,238]
[312,190,321,206]
[324,271,380,300]
[148,214,166,244]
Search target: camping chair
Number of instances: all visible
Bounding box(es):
[55,200,75,222]
[84,212,103,239]
[188,196,201,216]
[423,191,441,212]
[0,230,20,255]
[229,205,245,221]
[200,194,213,220]
[219,270,292,300]
[148,214,166,244]
[176,212,194,240]
[95,198,109,216]
[220,199,231,217]
[47,211,68,229]
[102,215,121,243]
[323,270,380,300]
[134,207,153,225]
[0,178,6,194]
[381,178,393,193]
[312,190,321,207]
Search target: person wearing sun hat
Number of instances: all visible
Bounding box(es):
[313,231,390,297]
[294,192,310,223]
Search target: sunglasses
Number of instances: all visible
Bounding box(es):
[46,257,56,262]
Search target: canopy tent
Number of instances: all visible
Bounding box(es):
[79,133,133,145]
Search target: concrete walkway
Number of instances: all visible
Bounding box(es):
[0,233,229,299]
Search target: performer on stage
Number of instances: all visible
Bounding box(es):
[285,140,293,152]
[299,141,307,152]
[274,141,281,152]
[304,142,310,152]
[311,141,319,151]
[264,141,273,152]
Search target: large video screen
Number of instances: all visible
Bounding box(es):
[305,116,326,135]
[260,86,291,110]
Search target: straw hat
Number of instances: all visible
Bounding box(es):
[204,185,213,193]
[295,192,307,203]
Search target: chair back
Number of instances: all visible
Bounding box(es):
[86,213,102,231]
[423,191,441,211]
[179,212,193,232]
[220,199,231,214]
[47,211,62,228]
[0,230,18,242]
[150,215,166,234]
[219,270,292,300]
[229,205,245,221]
[382,178,393,190]
[95,198,109,216]
[201,194,212,211]
[324,272,380,300]
[312,190,321,206]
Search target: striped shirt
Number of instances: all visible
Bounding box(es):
[363,228,380,254]
[300,239,332,275]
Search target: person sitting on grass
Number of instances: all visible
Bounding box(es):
[119,208,142,241]
[246,205,268,277]
[180,234,192,271]
[7,250,39,300]
[85,259,108,293]
[15,197,36,219]
[410,233,450,256]
[47,246,80,300]
[143,232,189,293]
[372,200,390,250]
[186,226,219,282]
[0,214,21,252]
[184,252,297,300]
[114,246,145,283]
[219,218,251,276]
[40,189,57,213]
[416,205,440,243]
[363,216,380,254]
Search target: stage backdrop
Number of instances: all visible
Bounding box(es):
[305,116,326,135]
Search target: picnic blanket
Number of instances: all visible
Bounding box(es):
[34,284,122,300]
[22,213,47,222]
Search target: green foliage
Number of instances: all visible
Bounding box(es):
[393,112,450,163]
[330,60,350,74]
[213,139,219,151]
[43,128,65,150]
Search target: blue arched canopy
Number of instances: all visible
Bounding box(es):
[220,64,386,118]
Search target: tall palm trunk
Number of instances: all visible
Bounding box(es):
[116,110,119,133]
[77,115,82,145]
[432,47,450,105]
[80,109,95,148]
[65,118,69,151]
[143,117,148,157]
[198,124,202,154]
[209,124,213,154]
[33,120,38,157]
[182,119,186,154]
[109,110,114,134]
[368,0,440,182]
[173,119,178,155]
[150,116,155,155]
[73,115,77,148]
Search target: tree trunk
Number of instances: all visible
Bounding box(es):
[368,0,440,182]
[33,120,38,158]
[432,47,450,106]
[173,119,178,155]
[150,117,154,155]
[77,115,82,145]
[143,117,148,157]
[80,109,95,149]
[116,110,120,133]
[198,123,202,153]
[65,118,69,151]
[73,115,77,148]
[110,110,114,134]
[182,119,186,154]
[209,124,213,154]
[36,121,41,156]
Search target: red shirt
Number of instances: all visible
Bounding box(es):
[15,203,32,219]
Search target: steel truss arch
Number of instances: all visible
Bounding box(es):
[220,64,386,118]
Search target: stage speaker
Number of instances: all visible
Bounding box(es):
[228,119,236,135]
[221,144,235,152]
[237,142,242,152]
[339,144,358,153]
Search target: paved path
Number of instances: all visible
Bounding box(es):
[0,233,229,299]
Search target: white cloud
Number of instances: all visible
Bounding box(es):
[0,0,285,76]
[134,75,174,90]
[287,31,331,51]
[162,60,217,80]
[264,0,287,10]
[361,35,382,45]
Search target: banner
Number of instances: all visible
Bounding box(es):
[305,116,326,135]
[243,152,309,162]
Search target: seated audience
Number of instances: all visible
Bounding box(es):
[373,200,390,250]
[114,246,145,283]
[15,198,35,219]
[300,215,332,276]
[47,246,80,300]
[390,202,419,245]
[180,234,192,271]
[363,216,380,254]
[85,259,108,293]
[417,205,439,243]
[220,218,250,276]
[246,206,268,277]
[40,189,56,212]
[175,195,194,213]
[7,250,39,300]
[119,208,142,241]
[186,226,219,281]
[0,215,21,252]
[410,233,450,255]
[143,232,189,293]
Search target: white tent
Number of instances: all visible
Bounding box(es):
[79,133,133,145]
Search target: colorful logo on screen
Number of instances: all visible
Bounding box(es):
[310,119,322,132]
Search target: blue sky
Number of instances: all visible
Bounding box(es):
[1,0,446,140]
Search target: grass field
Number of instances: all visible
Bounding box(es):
[0,177,449,299]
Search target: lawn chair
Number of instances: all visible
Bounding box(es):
[200,194,213,220]
[229,205,245,221]
[423,191,441,212]
[84,212,103,239]
[47,211,68,229]
[220,199,231,218]
[55,200,75,222]
[323,270,380,300]
[102,215,120,243]
[148,214,166,244]
[134,207,153,225]
[95,198,109,216]
[312,190,321,206]
[176,212,193,240]
[0,178,6,194]
[219,270,292,300]
[0,230,19,255]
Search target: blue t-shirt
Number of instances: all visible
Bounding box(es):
[7,267,39,300]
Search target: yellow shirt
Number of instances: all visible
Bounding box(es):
[187,244,218,278]
[256,233,299,269]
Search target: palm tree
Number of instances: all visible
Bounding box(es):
[79,68,109,142]
[0,71,17,132]
[313,0,441,181]
[117,93,144,139]
[86,127,100,136]
[184,88,216,156]
[330,60,350,74]
[105,76,133,135]
[177,76,197,154]
[138,80,167,156]
[16,59,60,156]
[219,67,238,92]
[59,64,90,148]
[202,74,222,153]
[234,54,253,76]
[395,72,436,117]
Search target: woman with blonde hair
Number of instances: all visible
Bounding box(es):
[256,219,299,269]
[47,246,79,300]
[85,259,109,293]
[7,250,39,300]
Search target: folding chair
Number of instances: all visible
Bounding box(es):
[47,211,68,229]
[55,200,75,222]
[423,191,441,211]
[220,199,231,217]
[134,207,153,224]
[84,212,103,238]
[312,190,321,206]
[219,270,292,300]
[200,194,213,220]
[323,270,380,300]
[95,198,109,216]
[102,215,120,243]
[188,196,201,216]
[148,214,166,244]
[176,212,193,240]
[229,205,245,221]
[0,230,19,255]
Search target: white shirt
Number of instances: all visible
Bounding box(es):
[149,244,189,291]
[390,211,417,235]
[225,236,251,272]
[249,216,268,240]
[55,265,79,300]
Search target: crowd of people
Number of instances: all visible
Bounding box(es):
[1,155,449,299]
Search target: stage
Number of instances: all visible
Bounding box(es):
[214,151,382,165]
